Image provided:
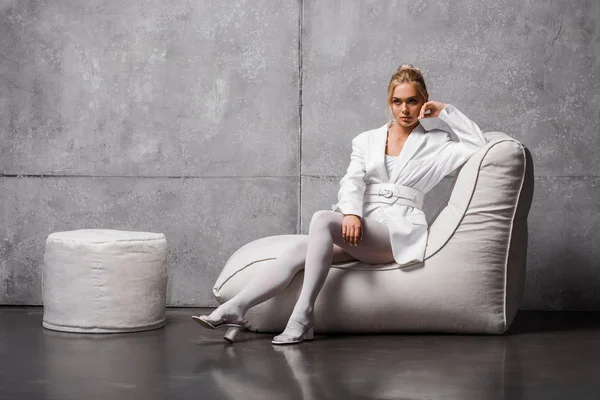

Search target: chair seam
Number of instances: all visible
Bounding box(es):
[214,257,277,293]
[424,138,520,260]
[502,143,528,330]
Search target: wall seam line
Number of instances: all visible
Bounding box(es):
[0,174,298,179]
[297,0,304,234]
[2,174,598,179]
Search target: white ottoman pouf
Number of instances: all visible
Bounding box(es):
[42,229,168,333]
[212,132,534,334]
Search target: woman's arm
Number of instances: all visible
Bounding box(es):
[420,102,488,176]
[437,104,488,153]
[331,135,367,218]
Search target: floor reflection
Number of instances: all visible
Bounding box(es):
[41,327,168,400]
[198,332,516,400]
[4,309,599,399]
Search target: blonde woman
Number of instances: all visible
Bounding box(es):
[193,64,488,344]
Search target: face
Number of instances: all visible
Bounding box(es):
[390,83,425,128]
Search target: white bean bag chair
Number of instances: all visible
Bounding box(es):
[42,229,168,333]
[213,132,534,334]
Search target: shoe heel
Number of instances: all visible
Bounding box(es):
[224,327,240,343]
[304,326,314,341]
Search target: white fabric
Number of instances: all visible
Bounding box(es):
[213,133,533,334]
[42,229,168,333]
[332,104,488,266]
[384,154,397,176]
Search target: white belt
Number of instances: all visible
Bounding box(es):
[363,183,424,210]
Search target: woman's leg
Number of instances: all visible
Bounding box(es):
[199,234,357,324]
[273,210,394,342]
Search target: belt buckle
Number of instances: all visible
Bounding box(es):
[378,188,393,198]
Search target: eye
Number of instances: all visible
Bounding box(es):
[408,99,417,104]
[392,99,400,105]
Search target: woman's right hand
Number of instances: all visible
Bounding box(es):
[342,214,362,246]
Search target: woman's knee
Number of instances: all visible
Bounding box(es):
[308,210,340,233]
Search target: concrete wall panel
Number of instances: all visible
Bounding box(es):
[301,0,600,177]
[0,176,297,305]
[522,177,600,310]
[0,0,299,177]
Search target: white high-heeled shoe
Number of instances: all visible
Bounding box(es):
[271,320,315,345]
[192,315,246,343]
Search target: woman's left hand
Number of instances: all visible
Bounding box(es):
[418,101,447,119]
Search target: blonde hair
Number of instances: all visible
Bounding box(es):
[386,64,429,124]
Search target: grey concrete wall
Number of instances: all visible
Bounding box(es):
[0,0,300,306]
[2,0,600,309]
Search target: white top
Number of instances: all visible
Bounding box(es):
[384,154,398,176]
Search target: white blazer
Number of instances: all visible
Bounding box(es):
[332,104,488,266]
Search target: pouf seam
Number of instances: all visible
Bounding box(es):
[42,319,166,333]
[92,247,101,323]
[46,237,166,244]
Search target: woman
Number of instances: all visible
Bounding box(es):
[192,64,488,344]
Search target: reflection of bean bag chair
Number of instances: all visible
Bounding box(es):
[206,336,516,399]
[213,132,534,334]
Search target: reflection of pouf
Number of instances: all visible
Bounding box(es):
[42,229,168,333]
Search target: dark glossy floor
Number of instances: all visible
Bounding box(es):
[1,308,600,400]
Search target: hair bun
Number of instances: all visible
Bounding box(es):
[397,63,420,73]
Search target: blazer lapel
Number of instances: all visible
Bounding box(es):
[389,123,426,182]
[370,124,389,182]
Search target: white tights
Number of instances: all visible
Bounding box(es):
[209,210,395,329]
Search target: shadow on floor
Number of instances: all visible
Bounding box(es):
[506,310,600,334]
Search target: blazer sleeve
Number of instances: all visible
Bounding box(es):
[434,104,488,176]
[331,135,367,217]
